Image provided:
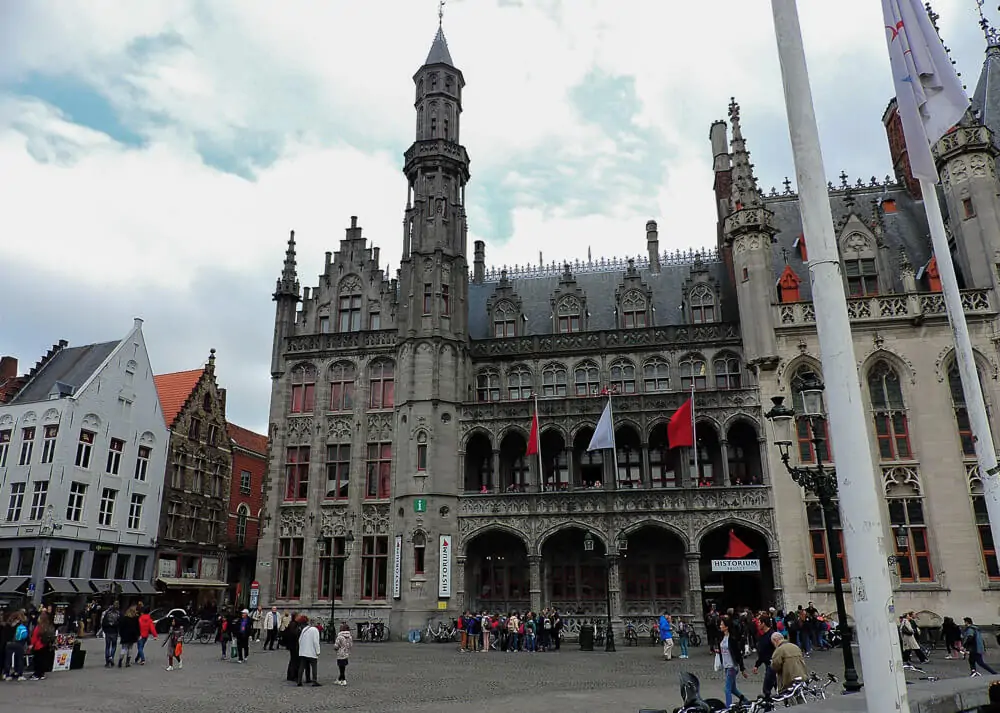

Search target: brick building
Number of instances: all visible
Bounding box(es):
[225,422,267,608]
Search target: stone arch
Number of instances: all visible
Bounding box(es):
[496,424,529,444]
[695,517,775,551]
[936,346,998,383]
[461,523,532,557]
[463,525,532,611]
[460,427,494,451]
[722,413,760,434]
[617,518,691,551]
[81,413,101,430]
[139,430,157,445]
[42,408,60,424]
[693,414,722,433]
[858,345,916,385]
[646,416,669,437]
[778,353,823,386]
[535,521,608,557]
[569,420,596,442]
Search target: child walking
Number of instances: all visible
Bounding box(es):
[163,617,184,671]
[333,623,353,686]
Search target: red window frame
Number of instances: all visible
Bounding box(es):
[365,443,392,499]
[290,365,317,414]
[324,444,350,500]
[329,363,356,412]
[317,536,346,600]
[416,443,428,471]
[369,362,394,410]
[873,412,913,461]
[796,417,832,464]
[557,315,581,333]
[284,446,310,501]
[361,535,389,600]
[422,284,433,314]
[276,537,304,599]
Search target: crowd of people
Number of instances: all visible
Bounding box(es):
[0,608,57,681]
[455,609,564,652]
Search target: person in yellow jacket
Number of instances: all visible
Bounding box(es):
[769,632,809,692]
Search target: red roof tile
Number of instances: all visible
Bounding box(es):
[154,369,205,428]
[227,422,268,455]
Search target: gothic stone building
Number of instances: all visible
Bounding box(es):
[257,24,1000,635]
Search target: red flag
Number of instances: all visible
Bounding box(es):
[725,530,753,559]
[667,398,694,448]
[526,411,540,455]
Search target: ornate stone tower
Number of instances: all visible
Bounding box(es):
[271,231,300,377]
[393,19,471,630]
[723,99,779,370]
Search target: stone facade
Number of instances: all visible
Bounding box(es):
[257,25,1000,635]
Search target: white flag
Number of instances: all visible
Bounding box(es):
[588,402,615,451]
[881,0,969,181]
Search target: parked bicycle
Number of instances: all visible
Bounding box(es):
[424,619,456,643]
[184,618,217,644]
[359,621,389,642]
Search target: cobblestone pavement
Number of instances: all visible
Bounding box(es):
[3,638,988,713]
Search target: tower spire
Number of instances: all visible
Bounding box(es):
[425,1,454,66]
[274,230,300,299]
[977,0,1000,48]
[728,98,762,210]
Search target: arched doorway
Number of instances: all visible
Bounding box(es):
[620,525,687,617]
[464,432,494,492]
[499,431,529,492]
[692,422,723,486]
[464,529,530,613]
[615,425,643,488]
[699,525,773,613]
[540,429,569,491]
[541,527,608,615]
[572,427,604,488]
[726,421,763,486]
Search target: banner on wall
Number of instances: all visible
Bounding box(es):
[438,535,452,598]
[393,535,402,599]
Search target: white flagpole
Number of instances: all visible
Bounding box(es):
[920,180,1000,551]
[771,2,910,711]
[607,391,620,487]
[690,384,699,484]
[534,392,545,490]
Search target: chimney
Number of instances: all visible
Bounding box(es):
[646,220,660,274]
[347,215,362,240]
[0,357,16,380]
[710,120,730,171]
[473,240,485,284]
[372,246,380,268]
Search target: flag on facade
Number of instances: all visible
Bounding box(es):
[526,409,540,456]
[668,397,694,449]
[881,0,969,181]
[588,401,615,451]
[725,530,753,559]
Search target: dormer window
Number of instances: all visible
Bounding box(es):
[557,297,582,334]
[845,258,878,297]
[339,294,362,332]
[688,284,716,324]
[620,291,648,328]
[493,301,517,338]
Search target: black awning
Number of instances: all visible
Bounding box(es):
[134,581,159,596]
[69,578,91,594]
[44,578,78,595]
[0,576,29,594]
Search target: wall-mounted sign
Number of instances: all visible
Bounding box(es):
[249,581,260,609]
[711,559,760,573]
[414,499,427,514]
[438,535,452,598]
[392,535,402,599]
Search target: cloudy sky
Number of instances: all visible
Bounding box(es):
[0,0,994,433]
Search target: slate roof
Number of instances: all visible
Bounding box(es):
[11,341,119,404]
[972,44,1000,150]
[467,258,735,340]
[425,26,454,66]
[153,369,204,429]
[227,422,268,455]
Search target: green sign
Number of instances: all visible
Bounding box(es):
[414,499,427,513]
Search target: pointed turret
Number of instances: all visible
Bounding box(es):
[425,26,454,67]
[728,98,764,213]
[274,230,300,298]
[271,230,300,376]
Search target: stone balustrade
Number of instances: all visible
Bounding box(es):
[775,289,993,328]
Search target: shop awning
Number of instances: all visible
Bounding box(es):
[0,576,29,594]
[135,581,159,596]
[157,577,228,589]
[44,578,78,595]
[88,579,122,595]
[69,578,91,594]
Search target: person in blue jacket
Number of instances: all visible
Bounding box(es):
[659,611,674,660]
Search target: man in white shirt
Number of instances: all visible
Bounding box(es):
[297,617,321,687]
[263,607,281,650]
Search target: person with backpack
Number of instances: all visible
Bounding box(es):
[2,612,29,681]
[101,603,121,668]
[963,616,998,677]
[29,612,55,681]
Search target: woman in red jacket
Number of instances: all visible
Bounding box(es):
[137,608,158,665]
[29,612,55,681]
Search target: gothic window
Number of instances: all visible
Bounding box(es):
[443,106,451,142]
[609,359,636,394]
[417,106,424,138]
[807,502,847,584]
[430,103,438,138]
[574,361,601,396]
[620,290,647,328]
[445,74,453,92]
[886,474,933,583]
[948,361,987,458]
[493,301,517,338]
[476,369,501,402]
[791,366,831,464]
[845,258,879,297]
[713,354,742,390]
[507,366,533,401]
[368,361,395,410]
[867,361,912,461]
[338,279,363,332]
[688,284,716,324]
[971,476,1000,580]
[413,532,427,575]
[556,296,582,334]
[678,356,707,391]
[430,73,438,90]
[542,363,567,397]
[329,361,356,412]
[290,364,317,414]
[642,358,669,392]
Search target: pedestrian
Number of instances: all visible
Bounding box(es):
[29,612,55,681]
[118,606,141,668]
[297,616,321,687]
[282,613,303,682]
[752,621,777,698]
[101,603,121,668]
[163,616,184,671]
[333,622,353,686]
[942,616,964,659]
[899,613,926,665]
[234,609,253,663]
[676,617,690,659]
[137,607,157,665]
[2,612,28,681]
[963,617,998,677]
[771,631,808,691]
[458,611,467,652]
[659,611,674,660]
[718,618,750,708]
[263,606,281,650]
[252,606,264,643]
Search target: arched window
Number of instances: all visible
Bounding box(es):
[416,432,428,471]
[338,280,363,332]
[493,301,518,338]
[574,361,600,396]
[642,358,669,392]
[476,369,501,402]
[620,290,647,328]
[368,361,395,410]
[689,284,716,324]
[948,360,987,458]
[329,362,357,412]
[236,504,249,547]
[791,366,831,464]
[867,361,912,461]
[413,532,426,575]
[290,364,316,414]
[713,354,742,390]
[609,359,636,394]
[507,366,533,400]
[679,356,707,391]
[556,296,582,334]
[885,468,932,582]
[542,363,567,397]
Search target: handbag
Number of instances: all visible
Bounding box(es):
[714,653,722,672]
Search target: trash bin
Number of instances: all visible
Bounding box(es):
[579,624,595,651]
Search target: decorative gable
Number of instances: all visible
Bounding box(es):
[485,269,524,338]
[550,263,588,334]
[682,253,720,325]
[838,214,889,296]
[614,258,653,328]
[776,264,801,303]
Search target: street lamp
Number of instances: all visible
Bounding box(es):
[317,531,355,632]
[765,374,862,694]
[583,530,616,652]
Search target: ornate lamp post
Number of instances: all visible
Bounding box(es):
[317,531,355,632]
[764,372,862,694]
[584,530,615,652]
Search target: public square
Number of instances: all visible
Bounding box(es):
[2,637,986,713]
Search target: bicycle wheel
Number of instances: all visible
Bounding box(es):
[198,630,212,644]
[184,628,196,643]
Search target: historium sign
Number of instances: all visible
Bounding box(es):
[711,559,761,572]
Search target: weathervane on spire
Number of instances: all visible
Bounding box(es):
[976,0,1000,46]
[438,0,445,28]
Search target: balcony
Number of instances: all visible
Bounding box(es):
[775,288,994,328]
[284,329,397,356]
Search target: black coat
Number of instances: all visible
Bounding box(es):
[119,615,141,645]
[754,631,776,668]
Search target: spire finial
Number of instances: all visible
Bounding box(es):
[274,229,300,299]
[977,0,1000,47]
[727,97,762,210]
[438,0,445,28]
